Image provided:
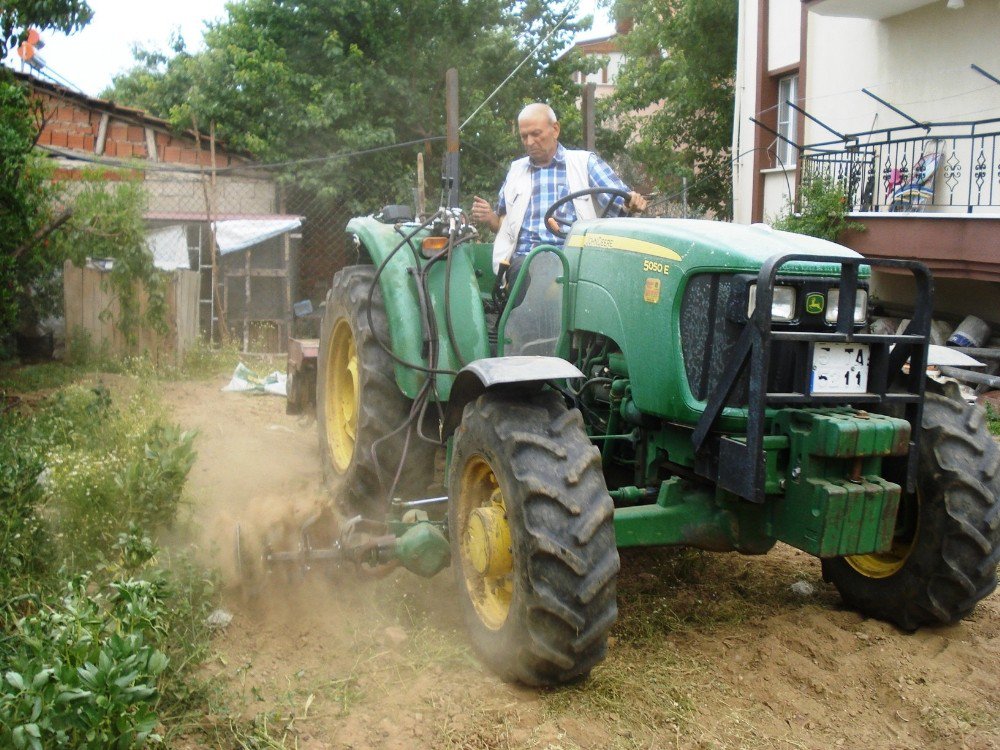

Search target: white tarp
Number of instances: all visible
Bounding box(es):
[212,218,302,255]
[146,225,190,270]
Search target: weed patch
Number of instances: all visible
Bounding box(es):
[0,378,209,749]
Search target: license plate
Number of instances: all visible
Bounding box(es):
[811,343,870,394]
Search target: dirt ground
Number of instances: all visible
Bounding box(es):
[162,376,1000,750]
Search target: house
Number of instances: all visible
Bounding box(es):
[732,0,1000,320]
[13,69,303,351]
[569,20,631,98]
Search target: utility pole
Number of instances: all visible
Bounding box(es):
[582,82,596,152]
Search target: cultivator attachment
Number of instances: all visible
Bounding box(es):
[234,505,451,588]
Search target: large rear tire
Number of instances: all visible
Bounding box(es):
[317,266,436,517]
[822,391,1000,629]
[448,390,619,685]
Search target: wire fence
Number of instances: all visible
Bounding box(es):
[135,143,437,353]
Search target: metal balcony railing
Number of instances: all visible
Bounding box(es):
[800,118,1000,214]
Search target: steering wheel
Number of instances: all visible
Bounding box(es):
[543,187,634,239]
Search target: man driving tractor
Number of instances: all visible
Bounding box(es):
[470,102,647,293]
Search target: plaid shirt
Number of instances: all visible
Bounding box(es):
[497,144,629,256]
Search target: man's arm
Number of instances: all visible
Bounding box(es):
[588,155,647,214]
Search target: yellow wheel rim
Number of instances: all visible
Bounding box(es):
[325,319,359,472]
[458,455,514,630]
[845,491,919,578]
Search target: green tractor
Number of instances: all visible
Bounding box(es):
[314,190,1000,686]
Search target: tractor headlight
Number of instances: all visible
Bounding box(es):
[825,289,868,324]
[747,284,796,322]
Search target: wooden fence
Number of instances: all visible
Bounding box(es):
[63,260,199,363]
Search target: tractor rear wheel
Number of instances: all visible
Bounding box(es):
[448,390,619,685]
[317,266,436,517]
[822,390,1000,629]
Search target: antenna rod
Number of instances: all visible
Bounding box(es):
[445,68,460,208]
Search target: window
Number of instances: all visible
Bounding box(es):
[776,74,798,167]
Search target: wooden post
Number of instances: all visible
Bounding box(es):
[192,117,229,346]
[582,82,597,152]
[416,151,426,218]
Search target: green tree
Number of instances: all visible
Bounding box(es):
[0,75,58,339]
[0,1,92,57]
[2,1,93,342]
[610,0,737,217]
[105,0,597,211]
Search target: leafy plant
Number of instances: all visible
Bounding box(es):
[55,176,167,346]
[0,73,60,342]
[0,414,49,606]
[773,174,865,242]
[0,573,168,749]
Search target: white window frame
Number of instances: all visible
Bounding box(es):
[776,74,798,168]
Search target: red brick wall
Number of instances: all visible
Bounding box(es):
[32,88,246,168]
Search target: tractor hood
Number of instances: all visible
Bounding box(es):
[566,218,866,276]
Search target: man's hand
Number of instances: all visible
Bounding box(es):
[627,191,647,214]
[471,196,501,232]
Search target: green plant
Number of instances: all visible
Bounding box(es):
[0,414,49,610]
[0,73,60,339]
[0,361,85,393]
[986,403,1000,437]
[54,176,167,346]
[0,573,168,750]
[773,174,865,242]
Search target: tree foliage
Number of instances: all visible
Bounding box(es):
[104,0,597,212]
[0,73,57,338]
[610,0,737,217]
[0,0,92,57]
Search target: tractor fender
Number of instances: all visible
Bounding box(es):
[442,356,584,438]
[345,216,490,402]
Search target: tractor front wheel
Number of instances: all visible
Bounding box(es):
[317,266,435,517]
[448,390,619,685]
[822,390,1000,629]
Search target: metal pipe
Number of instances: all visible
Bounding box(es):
[861,89,929,132]
[972,64,1000,88]
[937,366,1000,389]
[393,496,449,508]
[788,101,845,141]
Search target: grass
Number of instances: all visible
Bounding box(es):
[986,403,1000,437]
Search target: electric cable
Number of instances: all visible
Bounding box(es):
[459,7,575,132]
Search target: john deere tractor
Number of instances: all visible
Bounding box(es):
[314,190,1000,686]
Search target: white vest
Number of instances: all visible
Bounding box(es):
[492,149,596,272]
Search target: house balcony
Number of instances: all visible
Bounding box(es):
[804,0,937,21]
[801,118,1000,283]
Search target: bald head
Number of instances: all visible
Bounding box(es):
[517,103,561,165]
[518,103,558,125]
